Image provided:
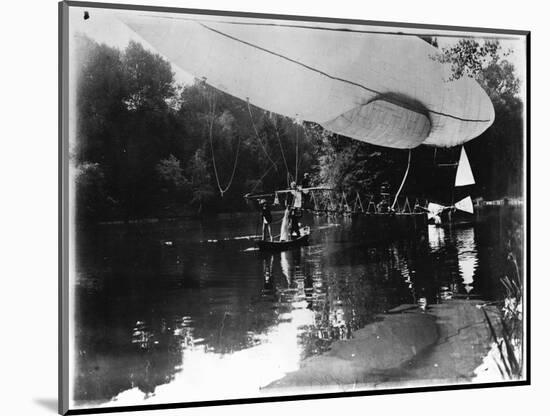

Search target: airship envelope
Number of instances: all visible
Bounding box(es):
[120,14,495,149]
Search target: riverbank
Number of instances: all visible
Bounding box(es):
[86,202,520,226]
[265,299,501,392]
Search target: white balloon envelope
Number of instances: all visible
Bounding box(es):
[120,14,495,149]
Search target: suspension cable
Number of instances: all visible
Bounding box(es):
[246,99,278,172]
[273,121,291,181]
[295,119,299,182]
[249,157,280,193]
[207,89,242,197]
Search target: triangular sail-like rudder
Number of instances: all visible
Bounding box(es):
[454,196,474,214]
[455,147,475,187]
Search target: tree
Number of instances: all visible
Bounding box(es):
[75,162,117,220]
[187,148,216,213]
[75,34,127,165]
[122,41,175,112]
[156,154,190,195]
[434,39,502,80]
[74,35,183,220]
[435,39,524,198]
[312,130,404,198]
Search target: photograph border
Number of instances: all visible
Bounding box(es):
[58,1,531,414]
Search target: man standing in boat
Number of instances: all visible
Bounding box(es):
[259,199,273,241]
[289,182,303,239]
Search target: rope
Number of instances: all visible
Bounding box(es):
[207,89,241,197]
[273,122,291,182]
[295,121,299,182]
[311,192,319,211]
[249,157,280,193]
[355,192,365,212]
[342,193,349,209]
[403,197,412,213]
[391,149,412,210]
[200,23,492,124]
[246,99,278,172]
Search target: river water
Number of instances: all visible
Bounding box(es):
[72,206,523,407]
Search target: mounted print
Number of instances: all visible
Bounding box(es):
[59,1,530,414]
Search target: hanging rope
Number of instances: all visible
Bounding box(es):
[394,200,401,212]
[367,195,376,213]
[341,192,350,211]
[207,89,241,197]
[355,192,365,213]
[391,149,412,210]
[273,122,291,184]
[246,99,278,172]
[311,191,319,211]
[295,118,299,182]
[249,157,280,194]
[403,197,411,213]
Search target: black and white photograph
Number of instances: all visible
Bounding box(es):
[59,1,529,414]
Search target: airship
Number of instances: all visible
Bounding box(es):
[119,13,495,150]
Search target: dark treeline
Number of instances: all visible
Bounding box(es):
[74,34,317,221]
[74,34,524,222]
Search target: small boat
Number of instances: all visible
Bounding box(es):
[256,233,310,251]
[256,227,310,251]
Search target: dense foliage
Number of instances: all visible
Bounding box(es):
[436,39,524,199]
[73,34,524,222]
[74,35,316,220]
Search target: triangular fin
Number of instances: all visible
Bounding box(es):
[454,196,474,214]
[455,147,475,187]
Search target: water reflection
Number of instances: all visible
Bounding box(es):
[456,227,478,294]
[74,211,512,406]
[426,224,479,301]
